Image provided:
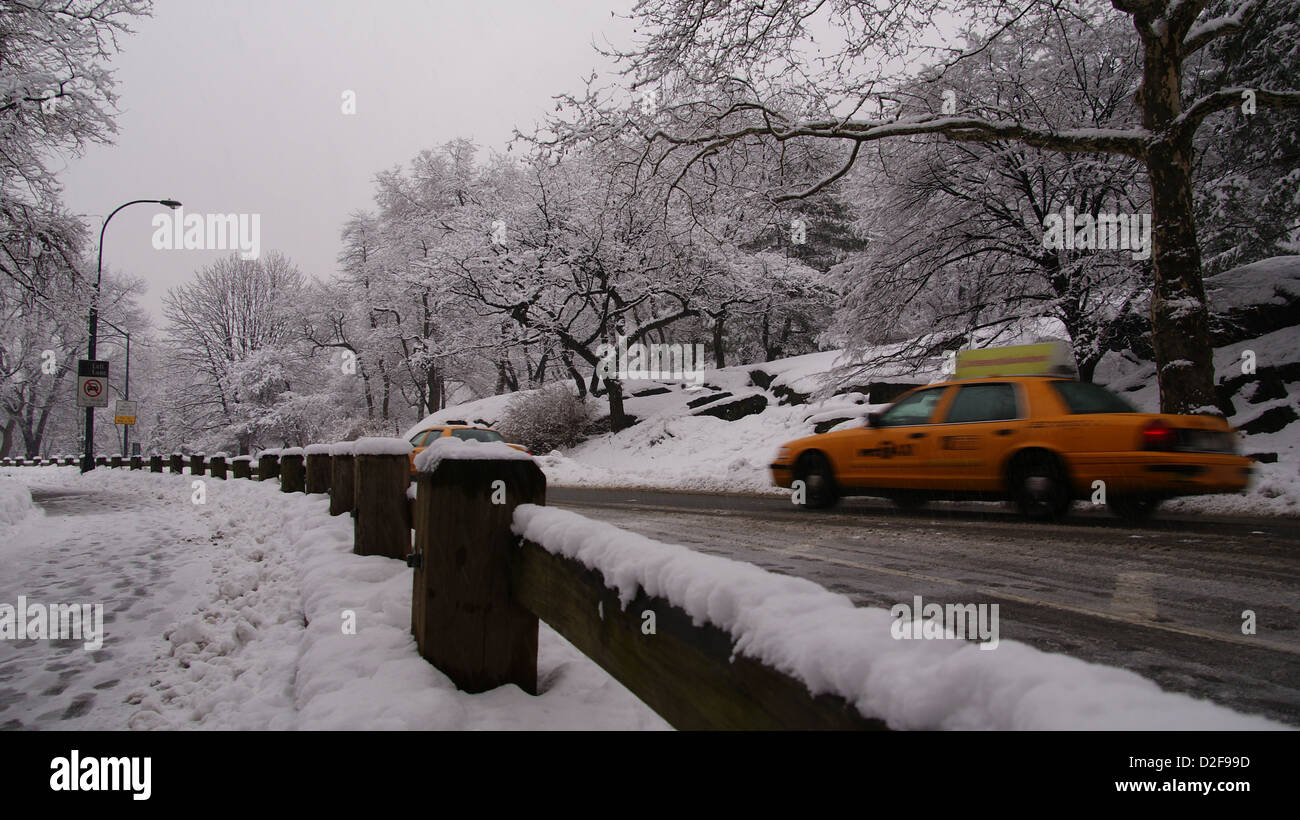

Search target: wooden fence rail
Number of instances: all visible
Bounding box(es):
[403,452,875,730]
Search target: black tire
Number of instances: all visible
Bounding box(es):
[793,452,839,510]
[1108,495,1161,523]
[1008,450,1072,521]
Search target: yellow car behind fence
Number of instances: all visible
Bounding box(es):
[770,370,1253,522]
[406,425,529,475]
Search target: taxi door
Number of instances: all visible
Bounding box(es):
[928,382,1025,492]
[846,385,949,491]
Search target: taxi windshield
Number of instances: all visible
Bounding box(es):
[1051,381,1138,414]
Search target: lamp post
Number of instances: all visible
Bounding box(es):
[82,198,181,473]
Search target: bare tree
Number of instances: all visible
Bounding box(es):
[550,0,1300,413]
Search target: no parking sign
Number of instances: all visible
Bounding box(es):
[77,360,109,408]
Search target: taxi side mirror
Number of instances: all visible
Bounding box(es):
[866,412,882,428]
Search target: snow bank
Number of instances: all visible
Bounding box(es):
[351,437,412,456]
[413,437,532,473]
[512,504,1284,731]
[83,470,666,730]
[0,477,38,531]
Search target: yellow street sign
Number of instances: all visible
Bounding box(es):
[114,400,137,426]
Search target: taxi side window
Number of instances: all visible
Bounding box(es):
[410,431,436,446]
[878,388,945,426]
[945,383,1019,423]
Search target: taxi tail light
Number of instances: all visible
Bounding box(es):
[1141,420,1178,450]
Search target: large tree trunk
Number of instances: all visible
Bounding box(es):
[1136,17,1218,415]
[1146,137,1217,414]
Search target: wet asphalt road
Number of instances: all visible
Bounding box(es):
[549,486,1300,726]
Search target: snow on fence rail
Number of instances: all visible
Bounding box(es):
[3,448,1283,731]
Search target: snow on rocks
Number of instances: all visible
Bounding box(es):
[512,504,1284,730]
[413,437,531,473]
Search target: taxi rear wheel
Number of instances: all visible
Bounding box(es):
[794,452,838,510]
[1008,450,1072,521]
[1108,495,1161,523]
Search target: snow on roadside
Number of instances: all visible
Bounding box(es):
[0,476,38,531]
[513,504,1286,731]
[24,469,671,730]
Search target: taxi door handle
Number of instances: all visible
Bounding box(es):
[995,428,1014,436]
[908,432,926,439]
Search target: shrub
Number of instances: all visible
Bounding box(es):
[498,383,591,453]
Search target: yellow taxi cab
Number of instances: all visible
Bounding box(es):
[406,425,529,474]
[769,343,1253,521]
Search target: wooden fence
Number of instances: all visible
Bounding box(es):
[4,444,885,730]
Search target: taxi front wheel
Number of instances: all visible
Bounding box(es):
[1008,450,1072,521]
[794,452,838,509]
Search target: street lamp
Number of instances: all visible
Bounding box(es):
[81,198,181,473]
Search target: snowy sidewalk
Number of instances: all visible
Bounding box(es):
[0,467,667,730]
[0,469,213,729]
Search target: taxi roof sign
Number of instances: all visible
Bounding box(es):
[955,342,1076,380]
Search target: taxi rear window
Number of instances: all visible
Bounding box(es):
[450,429,504,443]
[1051,381,1137,414]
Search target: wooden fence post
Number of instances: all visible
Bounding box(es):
[232,456,252,479]
[169,453,183,474]
[209,454,228,479]
[150,455,163,472]
[257,450,281,481]
[130,455,142,470]
[351,438,411,559]
[329,443,355,516]
[190,453,206,477]
[410,449,545,694]
[96,455,107,468]
[280,448,305,492]
[304,444,332,494]
[110,455,123,469]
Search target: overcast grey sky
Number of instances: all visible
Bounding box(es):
[57,0,633,322]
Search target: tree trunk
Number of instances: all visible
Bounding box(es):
[604,377,630,432]
[1135,19,1218,415]
[713,314,727,368]
[1146,137,1217,414]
